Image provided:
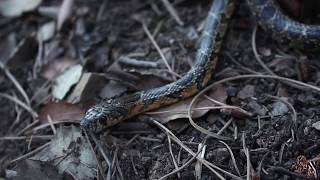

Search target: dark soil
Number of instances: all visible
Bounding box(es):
[1,0,320,179]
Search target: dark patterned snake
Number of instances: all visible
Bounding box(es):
[80,0,320,133]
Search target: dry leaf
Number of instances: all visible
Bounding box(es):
[52,64,83,99]
[41,57,75,80]
[38,101,85,123]
[0,0,42,17]
[67,72,106,103]
[37,21,56,41]
[30,126,97,180]
[57,0,74,30]
[148,85,228,124]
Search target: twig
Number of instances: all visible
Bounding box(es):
[33,38,43,79]
[0,135,53,140]
[10,142,50,164]
[47,115,57,135]
[115,152,124,180]
[130,153,138,176]
[0,93,37,118]
[83,130,106,180]
[126,134,140,146]
[167,133,181,178]
[195,143,206,180]
[0,62,31,106]
[242,133,252,180]
[141,22,180,79]
[224,52,260,74]
[251,25,275,75]
[160,0,184,26]
[153,120,243,180]
[217,118,233,135]
[219,140,241,176]
[88,131,111,167]
[118,56,159,68]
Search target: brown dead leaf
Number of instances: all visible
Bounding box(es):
[38,101,85,124]
[147,97,210,124]
[148,85,227,124]
[41,57,75,80]
[57,0,74,31]
[209,84,228,103]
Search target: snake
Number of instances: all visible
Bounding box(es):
[80,0,320,134]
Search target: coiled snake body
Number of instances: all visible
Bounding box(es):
[80,0,320,132]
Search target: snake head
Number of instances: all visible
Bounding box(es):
[80,100,126,132]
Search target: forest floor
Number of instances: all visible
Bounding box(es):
[0,0,320,179]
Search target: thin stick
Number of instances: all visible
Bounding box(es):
[0,135,53,140]
[0,63,31,106]
[251,25,275,75]
[219,140,241,176]
[10,142,50,164]
[47,115,57,135]
[0,93,37,118]
[153,120,243,180]
[167,133,181,178]
[142,22,180,79]
[160,0,184,26]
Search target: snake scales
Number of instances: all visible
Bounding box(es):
[80,0,320,132]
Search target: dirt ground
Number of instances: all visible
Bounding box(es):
[0,0,320,179]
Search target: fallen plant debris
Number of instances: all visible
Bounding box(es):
[0,0,320,179]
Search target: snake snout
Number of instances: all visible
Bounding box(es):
[80,108,106,131]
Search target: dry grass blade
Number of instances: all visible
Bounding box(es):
[158,143,204,180]
[153,120,243,180]
[251,25,275,75]
[195,143,206,180]
[0,135,53,140]
[84,130,108,180]
[0,93,37,118]
[141,22,180,79]
[160,0,184,26]
[241,133,252,180]
[0,64,31,106]
[10,142,50,164]
[167,133,181,178]
[219,140,241,176]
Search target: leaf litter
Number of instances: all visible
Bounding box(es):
[1,0,320,179]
